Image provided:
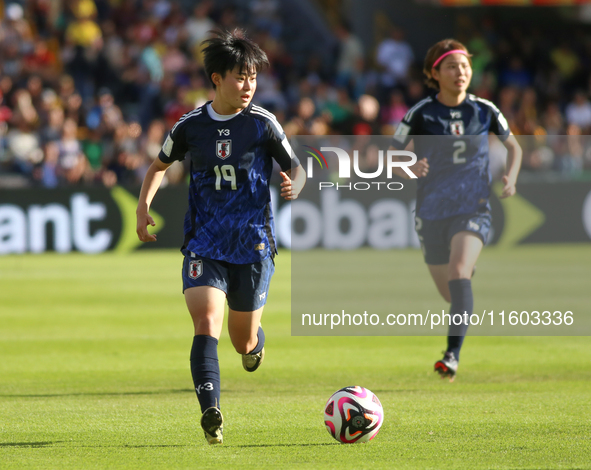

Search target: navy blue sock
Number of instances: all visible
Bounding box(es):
[248,326,265,355]
[190,335,221,413]
[446,279,473,361]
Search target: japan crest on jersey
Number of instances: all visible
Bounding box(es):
[216,139,232,159]
[450,120,464,135]
[189,259,202,279]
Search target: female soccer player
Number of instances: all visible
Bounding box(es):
[391,39,522,381]
[136,30,306,443]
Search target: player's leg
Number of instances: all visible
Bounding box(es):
[185,285,226,444]
[182,254,229,444]
[228,307,264,354]
[432,211,489,380]
[228,306,266,371]
[426,261,461,380]
[186,286,226,337]
[448,231,483,281]
[417,216,452,302]
[185,285,226,411]
[426,256,478,302]
[440,230,484,380]
[417,217,462,380]
[226,256,274,372]
[423,247,462,379]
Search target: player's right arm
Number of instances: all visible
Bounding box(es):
[136,116,189,242]
[389,116,429,180]
[136,158,172,242]
[388,145,429,180]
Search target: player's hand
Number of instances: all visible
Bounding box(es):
[136,213,157,242]
[499,175,516,199]
[411,158,429,178]
[280,171,302,200]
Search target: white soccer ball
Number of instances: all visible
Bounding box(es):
[324,386,384,443]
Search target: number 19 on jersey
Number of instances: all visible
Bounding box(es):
[214,165,237,190]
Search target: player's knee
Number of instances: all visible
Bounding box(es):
[192,314,221,336]
[448,264,472,280]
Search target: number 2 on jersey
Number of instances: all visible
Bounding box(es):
[452,140,467,164]
[214,165,237,190]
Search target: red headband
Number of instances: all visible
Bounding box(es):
[432,49,468,68]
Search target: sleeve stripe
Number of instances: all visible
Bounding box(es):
[250,107,284,136]
[470,94,497,110]
[404,97,432,122]
[171,107,203,133]
[470,95,510,132]
[251,104,279,122]
[281,136,296,160]
[251,105,282,128]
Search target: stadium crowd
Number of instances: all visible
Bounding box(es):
[1,0,591,189]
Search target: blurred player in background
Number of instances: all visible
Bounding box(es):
[136,29,306,444]
[390,39,522,381]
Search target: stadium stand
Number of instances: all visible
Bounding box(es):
[1,0,591,189]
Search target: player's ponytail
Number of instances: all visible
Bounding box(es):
[423,39,472,90]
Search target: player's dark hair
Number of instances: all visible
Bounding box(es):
[423,39,472,90]
[201,29,269,89]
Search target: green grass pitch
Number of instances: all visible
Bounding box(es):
[1,246,590,469]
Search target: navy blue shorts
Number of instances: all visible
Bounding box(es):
[181,251,275,312]
[415,210,491,265]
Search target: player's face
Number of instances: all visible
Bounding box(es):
[214,66,257,114]
[434,53,472,97]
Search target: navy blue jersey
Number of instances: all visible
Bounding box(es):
[391,94,510,220]
[159,102,300,264]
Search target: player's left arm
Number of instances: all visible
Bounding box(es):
[490,104,522,199]
[264,117,306,200]
[280,164,306,200]
[499,133,522,199]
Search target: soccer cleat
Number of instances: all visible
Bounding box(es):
[242,347,265,372]
[201,407,223,445]
[434,351,458,382]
